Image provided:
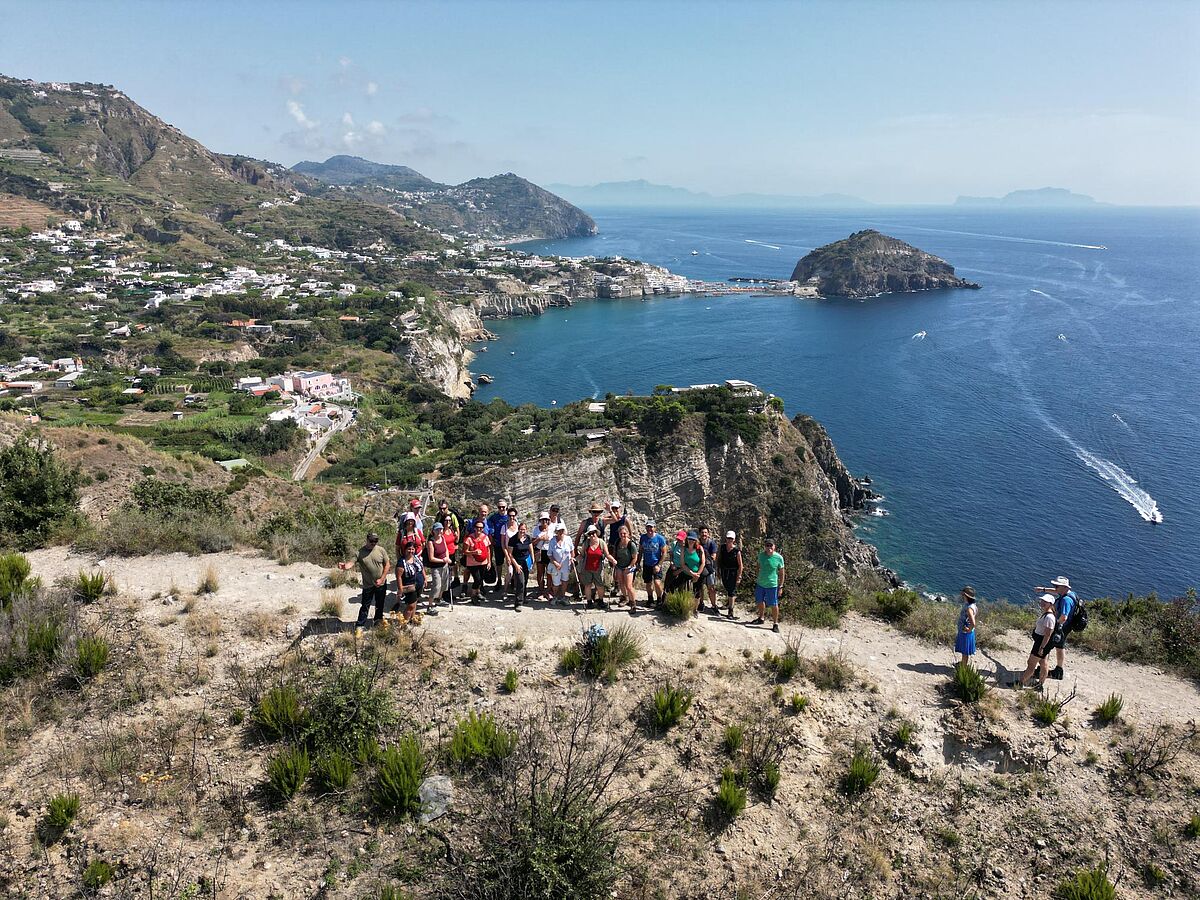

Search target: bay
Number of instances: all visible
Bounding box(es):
[472,206,1200,602]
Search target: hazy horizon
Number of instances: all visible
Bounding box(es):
[2,0,1198,205]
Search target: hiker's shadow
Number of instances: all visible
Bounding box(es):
[292,616,355,644]
[898,661,956,678]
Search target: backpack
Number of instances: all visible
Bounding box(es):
[1067,597,1089,632]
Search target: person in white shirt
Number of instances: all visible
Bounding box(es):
[1012,594,1058,688]
[547,523,575,606]
[533,512,553,599]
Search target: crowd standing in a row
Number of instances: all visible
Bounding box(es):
[340,495,1085,685]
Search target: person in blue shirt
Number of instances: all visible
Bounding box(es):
[635,520,667,607]
[1035,575,1077,680]
[486,499,510,589]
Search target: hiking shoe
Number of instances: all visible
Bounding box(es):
[772,623,780,633]
[1049,666,1064,680]
[725,609,735,620]
[752,617,765,626]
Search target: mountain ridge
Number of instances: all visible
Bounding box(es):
[954,186,1108,208]
[547,178,873,208]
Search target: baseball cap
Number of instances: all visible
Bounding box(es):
[366,532,379,543]
[409,498,421,508]
[550,503,560,511]
[611,500,621,508]
[538,511,550,520]
[554,523,566,532]
[432,522,444,531]
[676,529,687,540]
[645,520,656,528]
[725,530,736,539]
[1039,593,1056,605]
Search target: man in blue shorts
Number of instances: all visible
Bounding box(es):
[635,520,667,607]
[753,538,785,633]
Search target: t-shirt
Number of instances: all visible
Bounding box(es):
[400,556,423,585]
[464,534,491,566]
[1035,611,1057,637]
[683,546,702,575]
[548,536,574,570]
[465,517,492,539]
[606,515,629,545]
[578,517,605,541]
[670,541,685,569]
[508,533,533,569]
[718,543,741,571]
[356,544,390,588]
[487,512,510,544]
[756,551,785,588]
[639,532,667,566]
[442,530,457,557]
[398,531,424,559]
[1055,590,1077,624]
[701,538,718,574]
[583,542,606,572]
[613,541,636,568]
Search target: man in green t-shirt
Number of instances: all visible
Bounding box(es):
[753,538,785,633]
[338,532,391,630]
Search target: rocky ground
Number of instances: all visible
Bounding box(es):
[2,548,1198,899]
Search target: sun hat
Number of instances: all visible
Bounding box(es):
[645,520,656,527]
[539,511,550,520]
[961,585,976,600]
[585,524,598,534]
[589,504,603,513]
[686,531,699,541]
[1051,576,1071,588]
[1039,593,1056,605]
[725,530,736,539]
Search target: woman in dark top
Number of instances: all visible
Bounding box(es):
[610,524,639,613]
[505,521,534,610]
[716,530,744,620]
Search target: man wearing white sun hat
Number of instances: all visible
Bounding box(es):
[1035,575,1079,680]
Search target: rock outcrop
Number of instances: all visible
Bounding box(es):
[400,304,490,398]
[790,229,980,298]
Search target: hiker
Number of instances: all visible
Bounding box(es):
[698,526,720,614]
[546,503,565,537]
[955,586,978,666]
[636,520,667,606]
[1012,594,1058,687]
[424,522,452,610]
[602,500,630,600]
[663,529,690,593]
[533,511,553,599]
[680,531,706,600]
[610,524,639,613]
[753,538,785,633]
[547,522,574,606]
[337,532,390,631]
[1034,575,1078,680]
[398,541,424,624]
[575,503,606,548]
[434,500,462,589]
[498,504,521,603]
[463,518,492,604]
[486,500,511,588]
[578,524,616,609]
[716,530,743,620]
[397,514,424,561]
[505,520,534,610]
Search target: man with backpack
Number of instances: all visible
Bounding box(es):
[1035,575,1083,680]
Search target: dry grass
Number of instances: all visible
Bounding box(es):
[318,591,345,618]
[184,609,222,639]
[195,564,219,596]
[241,611,278,640]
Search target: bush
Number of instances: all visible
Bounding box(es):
[45,792,80,831]
[82,858,115,891]
[74,506,239,556]
[870,589,919,623]
[253,685,308,742]
[502,668,519,693]
[950,662,987,703]
[130,478,228,517]
[26,618,62,665]
[783,576,851,628]
[760,760,781,798]
[74,634,110,678]
[196,564,219,595]
[714,767,747,821]
[800,649,854,690]
[841,746,880,797]
[0,553,34,607]
[374,736,425,819]
[1033,696,1061,726]
[267,746,310,801]
[648,683,693,734]
[1185,813,1200,839]
[763,640,801,682]
[305,665,396,755]
[1053,865,1116,900]
[893,719,916,748]
[1093,693,1123,725]
[580,624,643,682]
[722,724,745,755]
[72,570,109,603]
[559,647,582,673]
[447,711,517,770]
[662,589,699,621]
[313,752,355,793]
[0,435,81,549]
[789,693,809,713]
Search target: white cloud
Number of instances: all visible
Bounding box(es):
[286,100,317,130]
[367,120,386,136]
[338,56,352,69]
[342,131,361,149]
[366,81,378,96]
[341,112,355,127]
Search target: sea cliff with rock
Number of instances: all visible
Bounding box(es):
[790,229,981,298]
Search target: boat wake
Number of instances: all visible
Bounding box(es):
[911,330,927,340]
[1029,288,1053,299]
[1112,412,1134,433]
[874,223,1106,251]
[1044,421,1162,523]
[744,239,782,250]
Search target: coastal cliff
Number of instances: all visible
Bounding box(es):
[790,229,980,298]
[400,303,489,398]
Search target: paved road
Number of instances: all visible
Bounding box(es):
[292,410,353,481]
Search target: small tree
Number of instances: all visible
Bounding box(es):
[0,435,81,549]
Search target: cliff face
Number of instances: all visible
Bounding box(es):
[400,304,489,398]
[470,293,571,319]
[790,229,980,298]
[436,409,887,580]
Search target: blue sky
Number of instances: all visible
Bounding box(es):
[2,0,1198,204]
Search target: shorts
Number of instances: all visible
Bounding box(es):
[642,564,662,584]
[755,585,779,607]
[539,550,550,566]
[551,565,570,587]
[1030,634,1053,659]
[580,568,605,588]
[1052,626,1069,649]
[702,571,716,587]
[719,569,739,597]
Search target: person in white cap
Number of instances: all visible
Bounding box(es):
[533,512,553,599]
[716,530,744,619]
[1034,575,1079,680]
[1012,594,1058,687]
[635,520,667,606]
[547,522,575,606]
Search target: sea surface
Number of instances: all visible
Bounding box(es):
[472,206,1200,602]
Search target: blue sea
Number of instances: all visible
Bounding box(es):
[472,206,1200,602]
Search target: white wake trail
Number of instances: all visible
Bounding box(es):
[744,239,782,250]
[872,223,1106,251]
[1043,421,1162,523]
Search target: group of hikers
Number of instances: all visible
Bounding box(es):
[953,577,1085,686]
[338,494,1086,685]
[338,497,787,632]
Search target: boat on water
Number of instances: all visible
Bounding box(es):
[912,331,927,340]
[691,250,699,256]
[477,374,493,384]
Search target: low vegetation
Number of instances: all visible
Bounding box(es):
[950,662,988,703]
[647,683,693,734]
[267,746,311,802]
[373,736,425,819]
[1052,865,1116,900]
[446,711,516,770]
[73,633,110,678]
[800,649,854,691]
[714,767,748,822]
[841,746,881,797]
[1093,693,1123,725]
[662,588,699,621]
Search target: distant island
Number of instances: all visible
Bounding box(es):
[954,187,1108,208]
[790,230,981,299]
[547,178,872,209]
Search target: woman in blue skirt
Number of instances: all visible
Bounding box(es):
[955,585,978,666]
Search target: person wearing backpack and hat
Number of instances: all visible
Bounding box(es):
[1011,593,1058,687]
[955,586,978,667]
[1035,575,1079,680]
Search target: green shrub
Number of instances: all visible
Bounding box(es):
[355,735,382,767]
[801,649,854,690]
[870,589,919,623]
[0,553,34,607]
[253,685,308,741]
[559,647,582,673]
[314,752,354,794]
[762,641,800,682]
[783,575,850,628]
[581,624,643,682]
[267,746,310,801]
[1093,693,1123,725]
[26,618,62,665]
[1033,696,1061,726]
[0,435,81,549]
[74,634,110,678]
[722,724,745,755]
[1142,863,1167,888]
[789,693,809,713]
[662,589,699,621]
[72,570,108,603]
[502,668,519,693]
[446,710,516,769]
[1053,865,1116,900]
[1185,813,1200,839]
[74,506,239,556]
[82,858,114,891]
[714,767,747,821]
[841,747,880,797]
[45,792,80,830]
[305,665,395,755]
[760,760,781,798]
[950,662,987,703]
[374,736,425,819]
[648,683,693,734]
[893,719,916,749]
